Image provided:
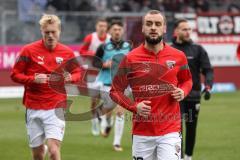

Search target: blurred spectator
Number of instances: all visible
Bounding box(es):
[150,0,165,12]
[194,0,209,13]
[227,3,240,13]
[91,0,107,12]
[111,2,121,12]
[140,0,151,12]
[46,0,74,12]
[18,0,47,22]
[120,1,133,12]
[180,0,195,13]
[122,0,141,12]
[77,0,96,11]
[163,0,181,12]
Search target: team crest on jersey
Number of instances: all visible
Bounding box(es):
[166,60,176,69]
[56,57,63,64]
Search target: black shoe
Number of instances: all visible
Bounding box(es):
[101,126,111,137]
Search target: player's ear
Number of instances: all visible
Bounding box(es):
[95,24,98,31]
[40,29,44,37]
[163,24,167,34]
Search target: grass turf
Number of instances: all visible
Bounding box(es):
[0,91,239,160]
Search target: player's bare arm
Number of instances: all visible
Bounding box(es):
[102,60,112,68]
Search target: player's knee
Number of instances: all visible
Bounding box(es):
[32,145,45,160]
[48,145,60,159]
[116,111,124,117]
[32,150,45,160]
[116,107,125,117]
[33,154,44,160]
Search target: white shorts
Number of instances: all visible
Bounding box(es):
[87,81,102,97]
[25,108,65,148]
[100,85,115,109]
[100,85,132,109]
[132,132,181,160]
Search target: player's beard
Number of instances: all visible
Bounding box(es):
[180,35,191,43]
[145,35,163,45]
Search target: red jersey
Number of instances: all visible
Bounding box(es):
[79,32,110,56]
[110,43,192,136]
[11,40,82,110]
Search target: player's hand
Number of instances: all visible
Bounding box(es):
[136,100,151,118]
[63,71,72,83]
[34,73,48,84]
[103,60,112,68]
[202,86,211,100]
[171,87,184,101]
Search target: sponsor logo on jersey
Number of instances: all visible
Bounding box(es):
[139,84,174,92]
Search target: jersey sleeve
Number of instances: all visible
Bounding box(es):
[10,47,35,85]
[177,53,193,97]
[79,34,94,55]
[64,51,85,83]
[92,44,104,68]
[110,56,138,113]
[199,45,214,88]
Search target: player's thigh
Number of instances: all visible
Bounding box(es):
[180,101,188,120]
[26,109,45,148]
[100,85,116,109]
[156,132,181,160]
[132,135,157,160]
[186,101,200,123]
[43,108,66,142]
[31,144,45,157]
[87,81,102,97]
[47,138,61,151]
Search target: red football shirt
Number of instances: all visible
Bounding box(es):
[11,40,83,110]
[79,32,108,56]
[110,43,192,136]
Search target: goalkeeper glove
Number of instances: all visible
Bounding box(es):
[202,85,211,100]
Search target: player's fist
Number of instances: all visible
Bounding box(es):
[34,73,48,84]
[202,86,211,100]
[136,100,151,118]
[63,71,72,83]
[103,60,112,68]
[171,87,184,101]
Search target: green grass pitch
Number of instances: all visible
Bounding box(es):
[0,91,240,160]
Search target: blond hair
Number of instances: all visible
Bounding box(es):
[39,14,61,29]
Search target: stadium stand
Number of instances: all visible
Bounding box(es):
[0,0,240,92]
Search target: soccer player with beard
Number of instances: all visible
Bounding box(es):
[110,10,192,160]
[172,19,213,160]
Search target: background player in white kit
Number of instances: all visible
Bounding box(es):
[79,18,110,136]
